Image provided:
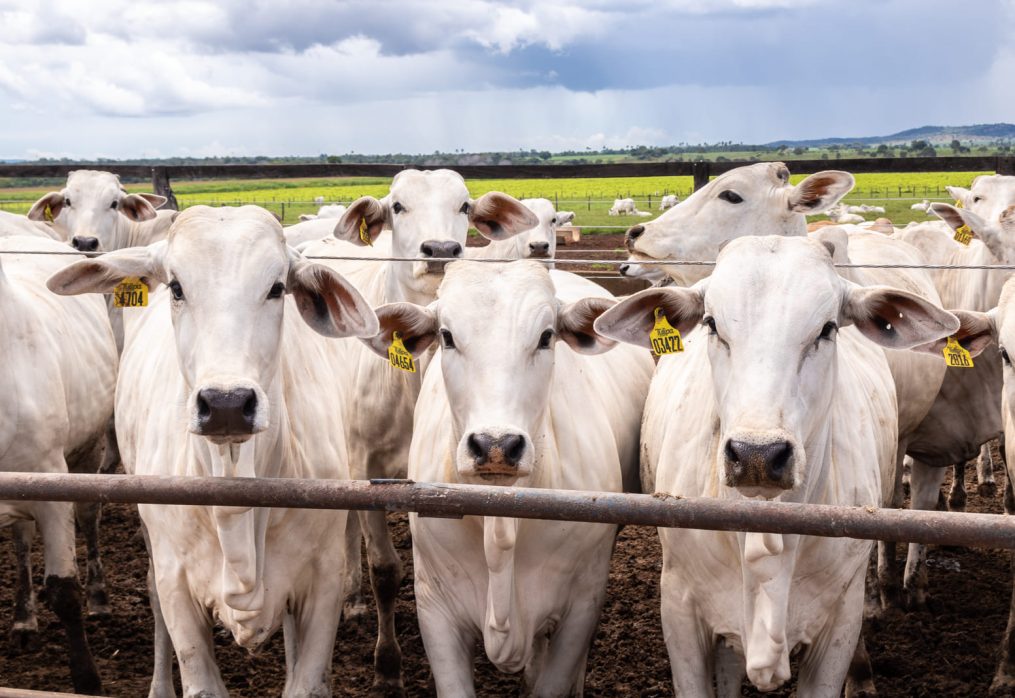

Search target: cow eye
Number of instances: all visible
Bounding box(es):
[1002,347,1011,366]
[459,202,471,215]
[538,329,554,349]
[718,190,743,204]
[168,279,184,301]
[440,329,455,350]
[551,216,557,225]
[973,196,983,204]
[392,202,404,214]
[267,281,285,299]
[702,316,717,335]
[819,321,838,341]
[65,198,72,208]
[110,200,118,209]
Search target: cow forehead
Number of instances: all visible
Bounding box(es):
[707,162,791,193]
[390,169,468,201]
[972,175,1015,198]
[521,198,556,221]
[167,206,286,269]
[707,237,840,320]
[65,170,121,197]
[438,261,556,325]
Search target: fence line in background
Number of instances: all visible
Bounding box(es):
[0,472,1013,550]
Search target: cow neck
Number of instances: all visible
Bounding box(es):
[384,257,441,307]
[188,374,289,618]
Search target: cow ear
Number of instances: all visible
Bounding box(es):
[360,302,438,359]
[287,251,378,338]
[336,197,387,246]
[119,194,159,222]
[557,297,617,354]
[47,241,168,295]
[27,192,65,221]
[556,211,575,226]
[929,202,1003,257]
[787,171,855,213]
[138,194,168,210]
[470,192,539,241]
[946,186,971,206]
[594,286,704,349]
[910,309,997,358]
[842,284,959,350]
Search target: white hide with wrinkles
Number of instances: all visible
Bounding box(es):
[49,206,378,697]
[401,262,652,695]
[596,236,958,695]
[0,210,64,240]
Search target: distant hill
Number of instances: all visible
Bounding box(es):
[766,123,1015,148]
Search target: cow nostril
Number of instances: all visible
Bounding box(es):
[420,241,435,257]
[500,434,526,466]
[197,393,211,420]
[448,241,463,258]
[724,439,741,464]
[467,433,491,464]
[767,441,793,478]
[242,392,258,420]
[619,264,630,276]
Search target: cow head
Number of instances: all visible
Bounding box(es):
[482,198,562,261]
[47,205,377,448]
[932,174,1015,262]
[361,261,615,485]
[624,163,854,285]
[335,169,536,302]
[28,170,167,252]
[597,236,958,499]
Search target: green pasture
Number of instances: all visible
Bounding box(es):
[0,171,991,230]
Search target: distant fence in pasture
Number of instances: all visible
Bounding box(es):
[0,156,1012,214]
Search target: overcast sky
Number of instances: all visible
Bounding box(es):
[0,0,1012,159]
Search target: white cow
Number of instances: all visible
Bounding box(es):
[298,203,348,223]
[911,199,931,212]
[556,210,576,227]
[0,210,64,240]
[847,204,885,214]
[27,170,174,252]
[827,204,865,224]
[659,194,679,210]
[469,198,561,261]
[362,261,652,695]
[608,198,636,216]
[47,205,379,697]
[623,162,953,613]
[595,235,958,696]
[618,254,671,286]
[0,235,118,694]
[314,195,325,204]
[299,170,538,691]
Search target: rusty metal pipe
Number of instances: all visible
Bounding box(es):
[0,472,1012,550]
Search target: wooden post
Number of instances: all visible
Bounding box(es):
[150,167,179,211]
[998,156,1015,176]
[692,161,710,191]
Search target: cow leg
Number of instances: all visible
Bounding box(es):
[282,584,343,698]
[878,445,906,610]
[904,459,947,609]
[75,501,110,617]
[141,524,175,698]
[715,641,746,698]
[416,599,476,697]
[1006,478,1015,516]
[158,580,225,697]
[661,573,715,696]
[979,442,999,497]
[991,551,1015,694]
[10,519,39,649]
[948,461,967,512]
[35,498,103,695]
[360,509,406,696]
[797,564,866,698]
[341,510,366,621]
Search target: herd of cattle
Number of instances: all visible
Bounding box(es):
[0,163,1014,696]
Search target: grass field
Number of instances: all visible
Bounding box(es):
[0,171,991,230]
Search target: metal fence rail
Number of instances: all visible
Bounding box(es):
[1,472,1013,550]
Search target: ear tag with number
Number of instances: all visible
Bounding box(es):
[951,198,973,245]
[113,277,148,308]
[44,205,54,223]
[359,217,372,246]
[387,331,416,372]
[650,307,683,355]
[943,336,973,368]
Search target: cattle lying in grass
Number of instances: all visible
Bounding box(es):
[299,170,538,691]
[595,235,958,696]
[28,170,173,252]
[298,203,348,223]
[47,205,379,697]
[609,197,650,216]
[1,235,118,694]
[469,198,563,262]
[362,261,652,695]
[659,194,679,210]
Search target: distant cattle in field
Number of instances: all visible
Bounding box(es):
[659,194,679,210]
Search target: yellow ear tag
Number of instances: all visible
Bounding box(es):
[943,336,973,368]
[43,205,54,223]
[359,217,372,246]
[953,224,973,246]
[387,331,416,372]
[113,277,148,308]
[650,307,683,355]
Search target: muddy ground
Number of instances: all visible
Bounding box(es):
[0,462,1011,697]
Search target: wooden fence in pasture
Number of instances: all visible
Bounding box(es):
[1,156,1013,210]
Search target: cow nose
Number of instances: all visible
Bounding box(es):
[195,388,258,436]
[619,263,631,276]
[466,432,527,467]
[723,438,795,489]
[528,241,550,258]
[71,236,100,252]
[419,240,463,259]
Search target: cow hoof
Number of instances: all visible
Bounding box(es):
[9,626,40,652]
[947,492,967,512]
[368,679,407,698]
[845,679,877,698]
[903,590,928,612]
[980,481,999,498]
[87,602,112,619]
[990,673,1015,696]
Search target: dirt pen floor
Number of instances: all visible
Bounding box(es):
[0,462,1010,697]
